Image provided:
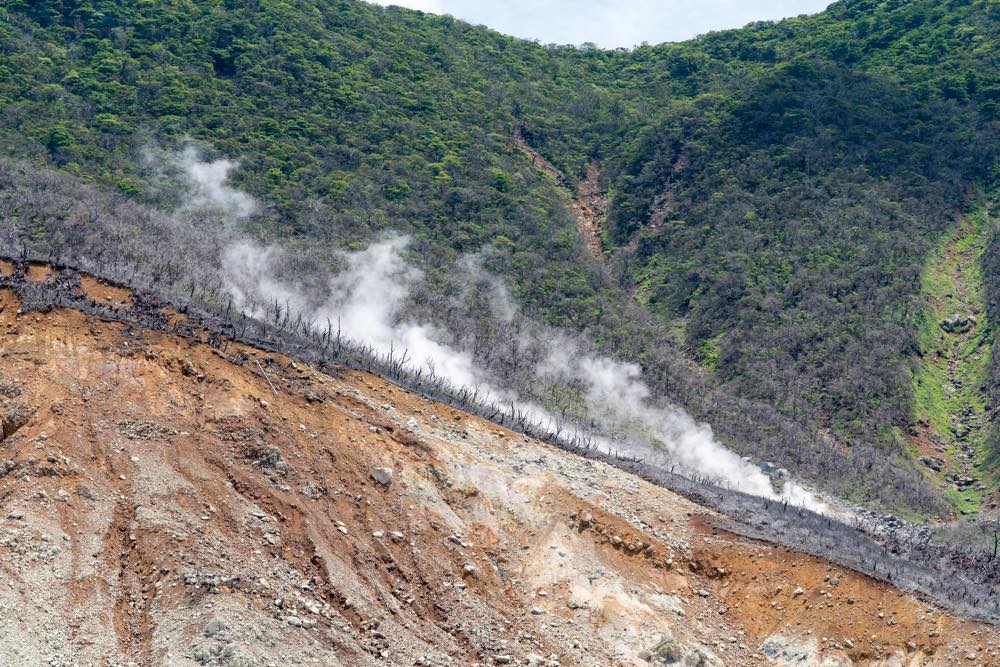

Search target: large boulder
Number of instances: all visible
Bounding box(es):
[370,466,393,486]
[940,313,975,334]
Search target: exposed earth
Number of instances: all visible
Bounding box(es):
[1,273,999,666]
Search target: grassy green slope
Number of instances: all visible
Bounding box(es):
[911,201,997,513]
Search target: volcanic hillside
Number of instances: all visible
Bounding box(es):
[2,272,1000,666]
[3,0,1000,516]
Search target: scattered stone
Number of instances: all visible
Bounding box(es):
[203,618,228,637]
[1,402,35,441]
[370,467,393,487]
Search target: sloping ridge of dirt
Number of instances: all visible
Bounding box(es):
[514,130,608,265]
[2,276,1000,664]
[570,161,608,264]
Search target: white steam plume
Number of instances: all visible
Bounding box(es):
[539,342,821,507]
[174,147,826,513]
[221,236,490,390]
[147,143,258,221]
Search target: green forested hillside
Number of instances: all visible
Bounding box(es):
[1,0,999,515]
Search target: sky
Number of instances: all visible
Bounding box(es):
[368,0,834,49]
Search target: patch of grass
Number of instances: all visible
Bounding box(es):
[697,329,726,371]
[910,201,998,514]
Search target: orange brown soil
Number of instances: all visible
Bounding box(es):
[907,422,953,480]
[569,161,608,264]
[25,261,54,282]
[0,286,998,665]
[695,519,997,664]
[160,305,187,328]
[80,275,133,308]
[515,131,608,265]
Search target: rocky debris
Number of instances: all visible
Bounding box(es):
[282,615,317,629]
[954,477,978,490]
[1,401,33,440]
[0,377,21,398]
[182,572,242,593]
[525,655,560,667]
[181,359,206,381]
[303,391,325,404]
[940,313,975,334]
[203,618,229,638]
[920,455,944,472]
[245,441,290,474]
[370,467,393,487]
[642,635,721,667]
[114,419,177,440]
[759,634,818,664]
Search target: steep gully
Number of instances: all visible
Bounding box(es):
[513,130,608,267]
[911,201,998,515]
[513,132,1000,519]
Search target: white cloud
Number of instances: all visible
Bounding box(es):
[367,0,832,48]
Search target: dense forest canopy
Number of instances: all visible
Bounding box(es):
[1,0,999,516]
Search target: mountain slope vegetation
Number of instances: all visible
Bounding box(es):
[1,0,1000,516]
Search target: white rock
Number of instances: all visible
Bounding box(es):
[370,467,393,486]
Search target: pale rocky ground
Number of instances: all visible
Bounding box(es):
[1,279,999,666]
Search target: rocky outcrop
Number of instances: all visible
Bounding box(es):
[940,313,976,334]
